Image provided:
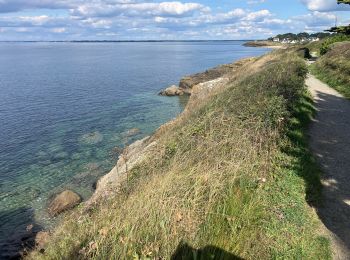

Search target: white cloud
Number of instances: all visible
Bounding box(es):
[291,11,339,33]
[0,0,73,12]
[243,9,271,21]
[301,0,350,11]
[51,27,66,33]
[71,1,209,18]
[247,0,266,5]
[19,15,50,25]
[0,0,347,40]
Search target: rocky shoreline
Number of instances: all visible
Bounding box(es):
[159,59,253,96]
[243,40,285,49]
[27,54,260,256]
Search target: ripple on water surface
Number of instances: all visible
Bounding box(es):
[0,41,270,257]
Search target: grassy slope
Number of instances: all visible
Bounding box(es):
[30,49,330,259]
[310,41,350,99]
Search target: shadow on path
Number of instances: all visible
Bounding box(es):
[171,243,243,260]
[307,75,350,258]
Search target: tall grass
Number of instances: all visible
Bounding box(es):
[29,50,330,259]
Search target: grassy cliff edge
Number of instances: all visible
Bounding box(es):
[30,48,331,259]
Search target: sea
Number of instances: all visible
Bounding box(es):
[0,41,269,258]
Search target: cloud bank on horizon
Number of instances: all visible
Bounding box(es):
[0,0,349,40]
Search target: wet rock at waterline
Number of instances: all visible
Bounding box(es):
[48,190,81,216]
[159,85,185,96]
[35,231,50,252]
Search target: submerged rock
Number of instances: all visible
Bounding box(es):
[48,190,81,216]
[79,131,103,145]
[159,85,185,96]
[53,151,69,160]
[122,128,141,138]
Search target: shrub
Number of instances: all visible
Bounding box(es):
[320,34,350,55]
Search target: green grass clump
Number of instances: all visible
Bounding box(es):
[29,50,330,259]
[320,34,350,55]
[311,41,350,99]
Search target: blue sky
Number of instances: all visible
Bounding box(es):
[0,0,349,40]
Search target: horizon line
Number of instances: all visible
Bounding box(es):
[0,39,258,43]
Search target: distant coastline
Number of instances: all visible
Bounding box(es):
[0,39,259,43]
[243,40,285,49]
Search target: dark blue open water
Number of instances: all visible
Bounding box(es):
[0,41,269,258]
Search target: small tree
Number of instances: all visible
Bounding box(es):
[337,0,350,4]
[325,1,350,35]
[326,25,350,34]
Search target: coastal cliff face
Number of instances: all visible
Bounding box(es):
[160,58,253,96]
[29,49,331,260]
[89,57,255,205]
[88,137,157,205]
[178,63,239,90]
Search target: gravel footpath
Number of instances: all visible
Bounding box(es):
[306,74,350,260]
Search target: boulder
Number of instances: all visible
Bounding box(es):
[35,231,50,252]
[48,190,81,216]
[159,85,184,96]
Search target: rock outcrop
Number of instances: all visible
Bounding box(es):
[87,136,157,205]
[159,60,250,97]
[185,77,230,111]
[48,190,81,216]
[35,231,50,252]
[179,63,236,91]
[159,85,185,96]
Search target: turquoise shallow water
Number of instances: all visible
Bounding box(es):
[0,41,269,258]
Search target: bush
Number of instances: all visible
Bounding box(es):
[320,34,350,55]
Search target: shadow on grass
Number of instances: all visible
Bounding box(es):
[171,242,244,260]
[283,87,350,253]
[282,92,323,206]
[0,207,43,259]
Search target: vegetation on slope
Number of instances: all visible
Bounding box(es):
[311,41,350,99]
[319,35,350,55]
[30,49,330,259]
[303,34,350,56]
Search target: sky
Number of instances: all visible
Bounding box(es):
[0,0,349,41]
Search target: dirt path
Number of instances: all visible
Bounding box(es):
[306,74,350,260]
